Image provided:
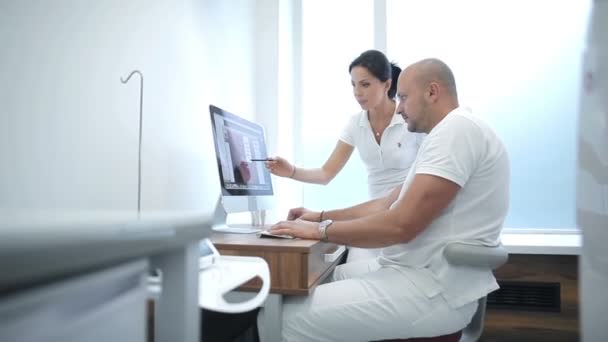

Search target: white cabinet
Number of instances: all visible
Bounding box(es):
[0,259,148,342]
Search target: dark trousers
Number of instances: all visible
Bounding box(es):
[200,308,260,342]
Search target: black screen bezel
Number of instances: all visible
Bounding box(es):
[209,104,274,196]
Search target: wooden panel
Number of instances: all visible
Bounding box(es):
[482,254,579,342]
[218,249,240,257]
[264,251,281,289]
[147,300,154,342]
[278,252,304,290]
[211,232,345,295]
[225,250,307,295]
[211,232,318,252]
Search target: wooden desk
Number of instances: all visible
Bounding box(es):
[210,233,346,295]
[210,232,346,342]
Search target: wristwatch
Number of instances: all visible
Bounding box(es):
[318,219,333,242]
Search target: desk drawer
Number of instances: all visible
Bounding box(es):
[306,243,344,288]
[214,239,346,296]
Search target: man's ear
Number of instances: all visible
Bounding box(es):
[427,81,440,103]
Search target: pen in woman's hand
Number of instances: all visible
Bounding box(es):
[250,158,274,162]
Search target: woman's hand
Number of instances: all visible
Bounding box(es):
[287,207,320,221]
[269,219,321,240]
[264,156,295,178]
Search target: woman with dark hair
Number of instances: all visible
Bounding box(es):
[266,50,424,261]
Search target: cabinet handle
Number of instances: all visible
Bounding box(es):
[147,268,162,300]
[324,245,346,263]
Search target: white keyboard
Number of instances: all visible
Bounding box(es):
[212,225,262,234]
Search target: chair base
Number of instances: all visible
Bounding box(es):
[375,330,462,342]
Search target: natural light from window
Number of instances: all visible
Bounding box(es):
[300,0,374,210]
[387,0,591,230]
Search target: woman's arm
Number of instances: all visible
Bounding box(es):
[266,141,354,185]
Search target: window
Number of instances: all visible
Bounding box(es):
[300,0,374,209]
[386,0,591,229]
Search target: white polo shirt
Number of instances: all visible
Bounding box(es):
[380,107,510,308]
[340,110,424,199]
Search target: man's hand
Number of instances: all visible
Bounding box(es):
[269,219,321,240]
[287,207,320,221]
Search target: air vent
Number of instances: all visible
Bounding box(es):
[487,281,561,312]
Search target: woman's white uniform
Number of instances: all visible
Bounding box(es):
[339,110,424,261]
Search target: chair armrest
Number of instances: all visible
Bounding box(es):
[444,242,509,270]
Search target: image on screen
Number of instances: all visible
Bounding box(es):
[209,105,273,196]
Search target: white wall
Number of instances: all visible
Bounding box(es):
[200,0,256,118]
[251,0,303,222]
[0,0,257,214]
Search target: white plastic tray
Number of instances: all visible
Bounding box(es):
[198,255,270,313]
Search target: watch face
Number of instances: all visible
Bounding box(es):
[320,219,333,229]
[318,219,332,241]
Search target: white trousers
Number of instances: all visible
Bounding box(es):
[346,247,381,262]
[282,259,477,342]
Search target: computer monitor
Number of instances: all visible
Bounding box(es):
[209,105,274,233]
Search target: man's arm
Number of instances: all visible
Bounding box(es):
[327,174,460,247]
[287,185,402,222]
[270,174,459,246]
[324,184,402,221]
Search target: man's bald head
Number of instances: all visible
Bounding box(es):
[396,58,459,133]
[405,58,458,99]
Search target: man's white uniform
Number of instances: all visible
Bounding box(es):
[282,107,510,341]
[340,110,424,261]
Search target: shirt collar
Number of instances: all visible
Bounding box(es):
[447,106,472,116]
[358,110,405,128]
[430,106,471,133]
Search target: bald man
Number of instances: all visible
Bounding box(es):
[270,59,510,341]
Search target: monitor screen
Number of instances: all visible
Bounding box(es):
[209,105,273,197]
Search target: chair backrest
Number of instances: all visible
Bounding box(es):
[443,242,508,269]
[443,242,509,342]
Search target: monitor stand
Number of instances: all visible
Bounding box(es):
[211,196,265,234]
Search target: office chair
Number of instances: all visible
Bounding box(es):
[377,242,509,342]
[443,242,509,342]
